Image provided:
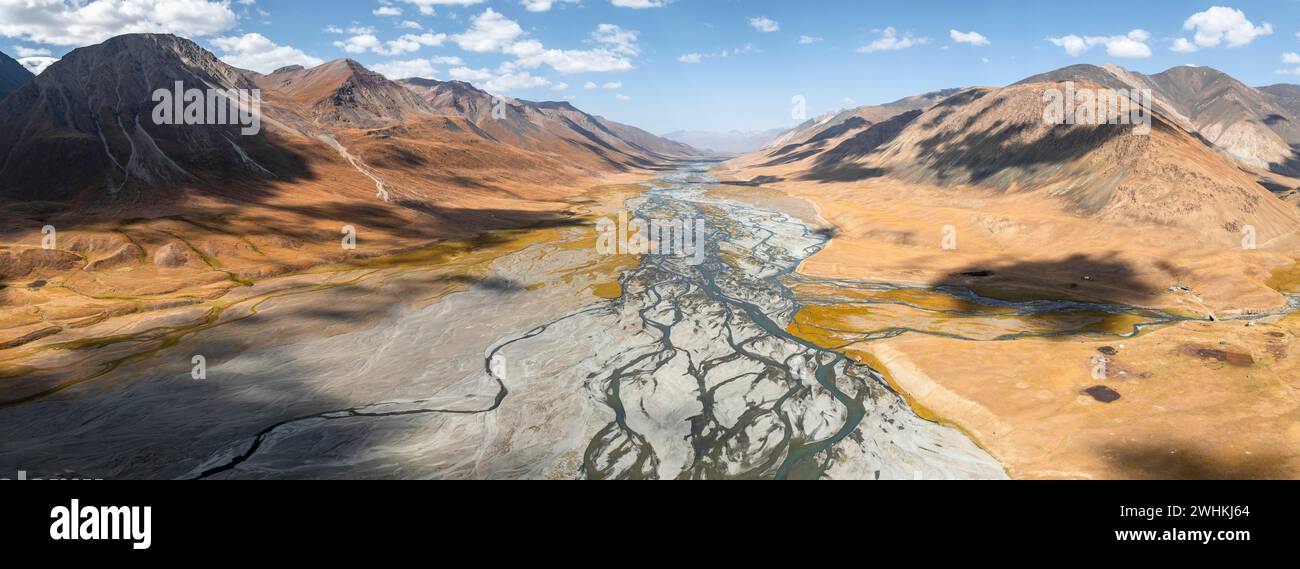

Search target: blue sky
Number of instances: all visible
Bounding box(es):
[3,1,1299,133]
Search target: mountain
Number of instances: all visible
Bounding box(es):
[260,60,434,129]
[725,75,1298,238]
[1017,64,1300,176]
[0,34,307,202]
[661,129,786,155]
[398,77,698,172]
[0,34,696,204]
[727,88,960,172]
[1260,84,1300,125]
[0,50,34,101]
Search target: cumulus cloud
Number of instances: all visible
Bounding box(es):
[521,0,579,11]
[334,32,445,56]
[453,8,636,74]
[1048,29,1151,58]
[799,36,822,45]
[949,29,990,46]
[452,8,524,52]
[372,58,435,79]
[677,52,702,64]
[371,55,464,80]
[19,55,58,75]
[611,0,667,8]
[749,17,779,33]
[373,6,402,17]
[857,27,929,53]
[591,24,639,56]
[13,45,51,57]
[0,0,239,46]
[211,33,323,74]
[1173,6,1272,52]
[397,0,483,16]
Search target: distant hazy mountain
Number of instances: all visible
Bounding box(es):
[1018,64,1300,176]
[0,50,33,101]
[660,129,786,155]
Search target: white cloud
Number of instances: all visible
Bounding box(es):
[211,33,323,74]
[334,32,445,56]
[550,81,568,91]
[13,45,51,57]
[452,8,524,52]
[372,58,435,79]
[677,52,702,64]
[949,29,990,46]
[452,9,635,75]
[0,0,239,46]
[484,71,550,92]
[324,25,346,34]
[615,93,631,101]
[1171,37,1198,53]
[373,6,402,17]
[521,0,579,12]
[798,36,822,45]
[591,24,639,56]
[398,20,423,30]
[749,17,779,33]
[1176,6,1272,51]
[1285,53,1300,64]
[397,0,482,16]
[18,55,57,75]
[450,66,492,81]
[601,81,621,89]
[1048,30,1151,59]
[611,0,667,8]
[857,27,929,53]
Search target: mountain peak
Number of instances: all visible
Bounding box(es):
[0,49,34,101]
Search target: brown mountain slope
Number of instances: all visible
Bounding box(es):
[0,34,312,202]
[259,60,434,129]
[399,77,697,172]
[0,50,33,101]
[729,88,961,172]
[726,80,1299,243]
[1019,65,1300,176]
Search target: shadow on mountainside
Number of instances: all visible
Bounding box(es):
[928,253,1169,339]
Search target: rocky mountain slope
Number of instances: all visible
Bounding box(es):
[725,74,1299,240]
[399,77,696,172]
[0,50,33,101]
[1018,65,1300,176]
[730,88,961,172]
[0,34,696,205]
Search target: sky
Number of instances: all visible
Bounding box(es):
[2,0,1299,134]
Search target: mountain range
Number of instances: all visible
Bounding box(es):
[660,129,788,155]
[726,66,1300,239]
[0,50,33,101]
[0,34,697,205]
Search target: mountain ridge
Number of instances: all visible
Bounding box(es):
[0,50,34,101]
